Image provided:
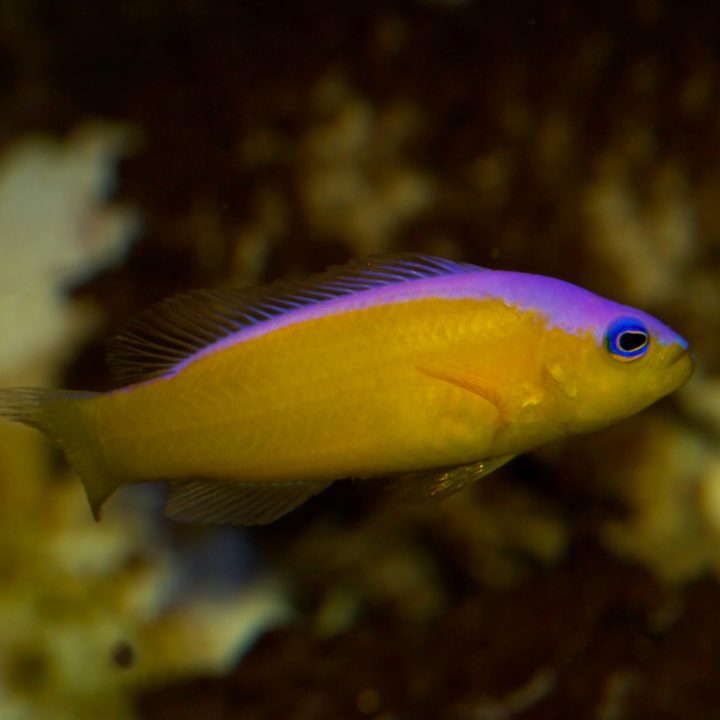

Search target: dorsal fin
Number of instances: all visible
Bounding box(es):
[106,253,479,386]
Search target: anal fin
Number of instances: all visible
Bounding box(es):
[165,478,332,526]
[381,456,515,505]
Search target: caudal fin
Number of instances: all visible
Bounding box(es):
[0,387,118,519]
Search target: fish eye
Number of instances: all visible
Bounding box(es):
[605,317,650,361]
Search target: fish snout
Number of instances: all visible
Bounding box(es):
[665,343,694,388]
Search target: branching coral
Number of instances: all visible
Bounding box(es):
[0,126,286,720]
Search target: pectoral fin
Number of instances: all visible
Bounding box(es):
[380,456,515,504]
[417,365,504,414]
[165,478,332,525]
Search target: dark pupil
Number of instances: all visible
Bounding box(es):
[618,331,647,352]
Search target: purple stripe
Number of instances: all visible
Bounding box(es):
[162,270,683,378]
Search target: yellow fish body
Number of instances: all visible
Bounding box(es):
[0,255,694,524]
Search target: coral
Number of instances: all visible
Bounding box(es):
[0,128,286,720]
[600,375,720,583]
[298,73,436,256]
[0,124,138,380]
[231,71,438,279]
[600,413,716,583]
[582,158,696,307]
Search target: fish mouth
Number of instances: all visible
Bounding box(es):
[666,342,695,367]
[667,343,690,367]
[665,344,694,389]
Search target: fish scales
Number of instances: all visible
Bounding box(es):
[95,296,509,483]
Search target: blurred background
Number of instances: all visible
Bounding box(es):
[1,1,720,718]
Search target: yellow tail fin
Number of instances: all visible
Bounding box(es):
[0,387,117,519]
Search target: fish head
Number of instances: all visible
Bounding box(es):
[540,303,693,433]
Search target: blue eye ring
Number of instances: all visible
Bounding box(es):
[605,317,650,361]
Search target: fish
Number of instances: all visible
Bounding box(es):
[0,254,694,525]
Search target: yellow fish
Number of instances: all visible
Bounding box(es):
[0,254,693,525]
